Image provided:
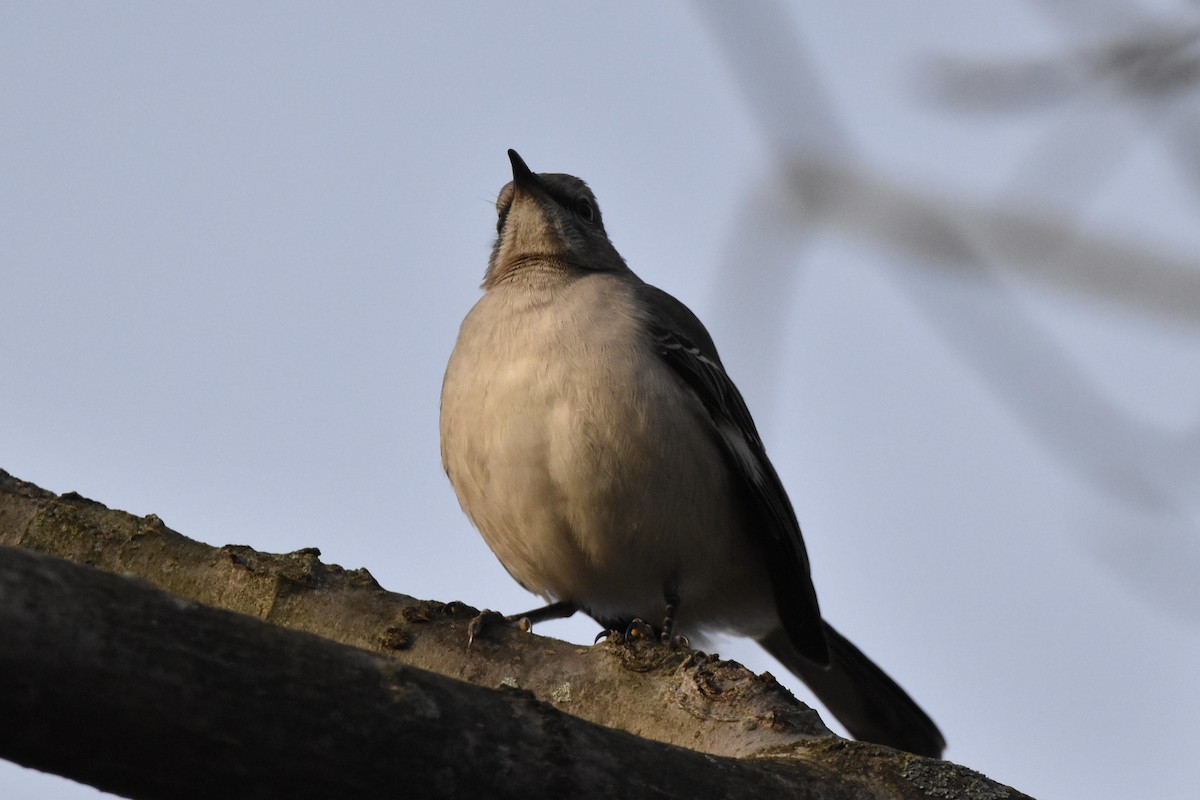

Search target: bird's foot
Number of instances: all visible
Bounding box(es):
[592,618,652,643]
[466,609,510,647]
[593,618,687,648]
[625,618,656,640]
[468,600,579,646]
[466,609,504,647]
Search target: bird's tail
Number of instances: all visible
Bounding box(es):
[758,621,945,758]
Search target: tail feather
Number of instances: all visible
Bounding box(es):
[759,621,945,758]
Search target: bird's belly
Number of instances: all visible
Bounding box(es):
[443,341,776,639]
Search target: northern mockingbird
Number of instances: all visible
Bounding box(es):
[440,150,945,758]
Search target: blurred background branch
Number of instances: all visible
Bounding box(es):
[695,0,1200,622]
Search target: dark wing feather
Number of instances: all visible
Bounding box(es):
[638,285,830,665]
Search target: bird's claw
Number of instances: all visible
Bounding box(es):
[625,618,655,640]
[466,609,507,647]
[467,609,538,647]
[595,619,661,644]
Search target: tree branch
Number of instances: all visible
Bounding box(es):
[0,469,1029,799]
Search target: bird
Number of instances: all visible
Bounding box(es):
[439,149,945,758]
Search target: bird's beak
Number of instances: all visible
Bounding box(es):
[508,149,537,188]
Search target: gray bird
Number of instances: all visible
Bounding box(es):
[439,150,945,758]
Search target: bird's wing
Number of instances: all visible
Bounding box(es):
[638,284,829,665]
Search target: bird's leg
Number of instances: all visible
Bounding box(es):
[507,600,579,629]
[661,589,679,643]
[592,585,689,646]
[661,586,689,648]
[467,600,578,646]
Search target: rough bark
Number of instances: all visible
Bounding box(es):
[0,468,1029,799]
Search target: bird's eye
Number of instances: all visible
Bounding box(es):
[575,198,595,222]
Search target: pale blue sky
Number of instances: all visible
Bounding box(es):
[4,3,1199,798]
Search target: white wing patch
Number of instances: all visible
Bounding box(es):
[717,418,766,486]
